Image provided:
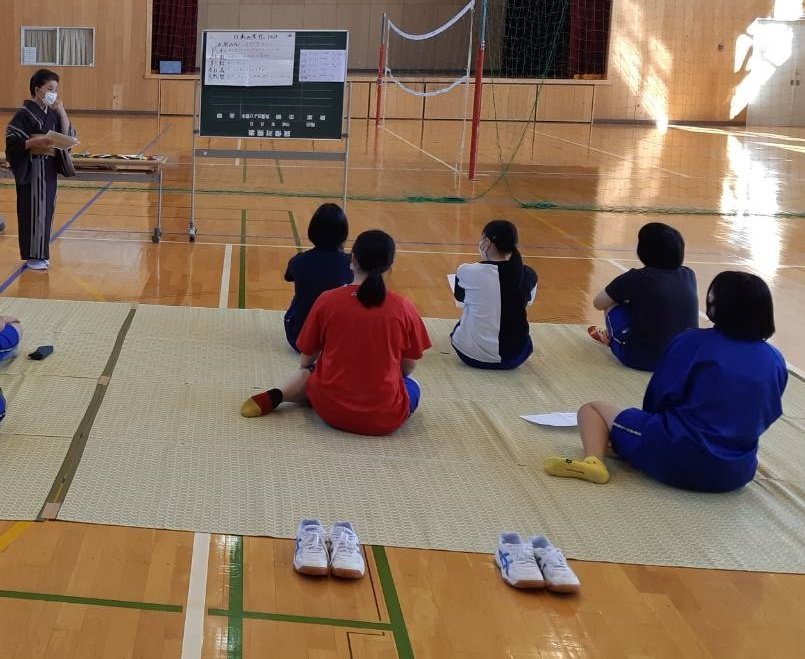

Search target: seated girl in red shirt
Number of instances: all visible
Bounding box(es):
[241,230,432,436]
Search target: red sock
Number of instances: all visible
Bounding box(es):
[250,388,283,414]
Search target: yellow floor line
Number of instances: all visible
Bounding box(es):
[0,522,33,552]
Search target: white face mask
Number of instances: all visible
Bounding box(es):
[43,91,58,106]
[479,237,488,259]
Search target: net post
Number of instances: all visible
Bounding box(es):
[375,13,388,127]
[468,0,487,181]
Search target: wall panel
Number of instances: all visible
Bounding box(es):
[0,0,158,112]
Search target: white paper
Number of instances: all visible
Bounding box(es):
[205,31,296,86]
[447,274,463,308]
[520,413,578,427]
[299,49,347,83]
[23,46,38,65]
[46,130,79,149]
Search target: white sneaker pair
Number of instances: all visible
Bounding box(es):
[293,519,366,579]
[495,532,580,593]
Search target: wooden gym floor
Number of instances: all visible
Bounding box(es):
[0,114,803,658]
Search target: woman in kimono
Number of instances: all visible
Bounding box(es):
[5,69,74,271]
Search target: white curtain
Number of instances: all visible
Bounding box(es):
[24,29,57,64]
[60,28,93,66]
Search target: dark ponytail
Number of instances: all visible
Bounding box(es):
[352,230,396,308]
[483,219,524,282]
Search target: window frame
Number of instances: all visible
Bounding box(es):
[20,26,96,67]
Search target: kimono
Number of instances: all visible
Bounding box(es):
[5,100,75,260]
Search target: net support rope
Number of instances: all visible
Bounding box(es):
[384,0,475,99]
[387,1,475,41]
[384,0,476,176]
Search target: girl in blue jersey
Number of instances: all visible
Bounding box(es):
[545,272,787,492]
[283,204,353,351]
[587,222,699,371]
[450,220,537,369]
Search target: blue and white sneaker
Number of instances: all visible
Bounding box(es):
[529,535,580,593]
[293,518,329,576]
[328,521,366,579]
[494,532,545,589]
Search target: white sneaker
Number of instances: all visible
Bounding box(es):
[293,519,330,576]
[529,535,580,593]
[25,259,48,271]
[494,532,545,588]
[328,521,366,579]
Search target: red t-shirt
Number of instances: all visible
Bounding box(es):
[296,285,432,435]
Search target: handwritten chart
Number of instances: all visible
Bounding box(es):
[205,31,296,86]
[299,49,347,83]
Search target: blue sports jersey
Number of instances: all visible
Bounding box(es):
[613,328,788,491]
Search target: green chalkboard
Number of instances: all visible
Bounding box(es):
[200,30,348,140]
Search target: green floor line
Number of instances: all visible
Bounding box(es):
[40,307,138,512]
[0,589,181,613]
[208,608,393,631]
[227,536,244,659]
[372,546,415,659]
[288,210,302,252]
[3,180,805,218]
[276,159,285,184]
[238,210,247,309]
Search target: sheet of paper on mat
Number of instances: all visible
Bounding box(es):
[447,274,463,308]
[521,413,578,427]
[46,130,79,149]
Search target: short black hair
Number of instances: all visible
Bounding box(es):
[30,69,59,96]
[307,203,348,249]
[636,222,685,269]
[707,271,775,341]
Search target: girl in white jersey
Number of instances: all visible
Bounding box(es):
[451,220,538,369]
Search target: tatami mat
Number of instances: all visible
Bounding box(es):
[0,297,130,378]
[0,435,71,520]
[0,297,129,519]
[56,306,805,573]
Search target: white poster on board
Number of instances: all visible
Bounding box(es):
[299,49,347,83]
[205,31,296,86]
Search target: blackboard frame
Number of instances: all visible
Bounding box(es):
[199,30,349,140]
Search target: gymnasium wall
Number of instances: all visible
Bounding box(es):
[0,0,158,112]
[595,0,776,122]
[198,0,469,71]
[0,0,783,122]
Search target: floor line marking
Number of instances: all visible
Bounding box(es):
[219,244,233,309]
[227,536,244,659]
[208,609,393,631]
[180,533,211,659]
[288,210,302,252]
[0,589,182,612]
[32,233,805,268]
[371,546,414,659]
[381,125,460,174]
[238,211,247,309]
[0,522,33,552]
[532,128,694,179]
[606,258,628,273]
